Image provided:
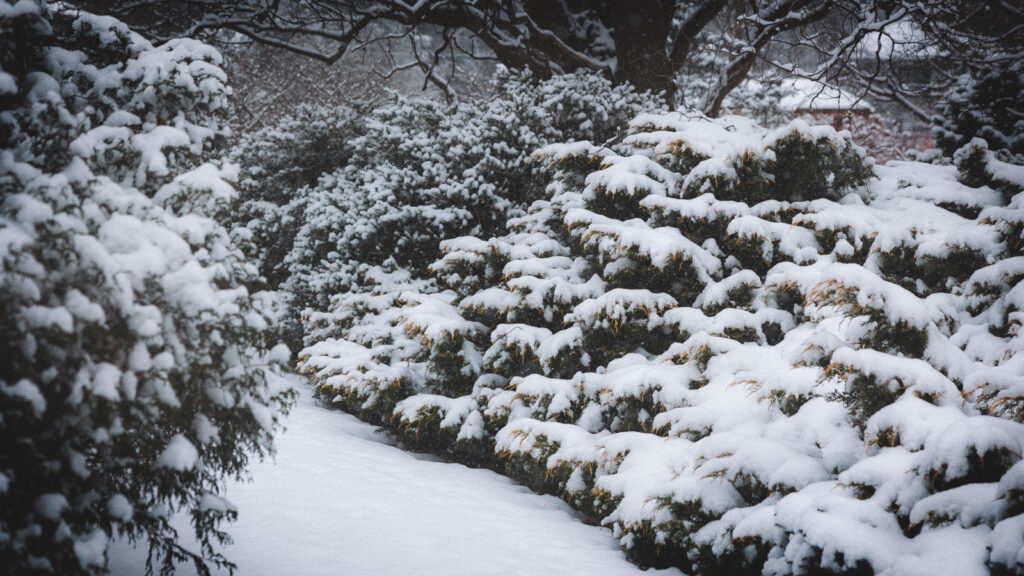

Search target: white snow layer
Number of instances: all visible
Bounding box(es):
[108,381,680,576]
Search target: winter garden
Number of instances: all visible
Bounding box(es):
[1,1,1023,575]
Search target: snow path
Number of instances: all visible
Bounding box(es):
[109,379,680,575]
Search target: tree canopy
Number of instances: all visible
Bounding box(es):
[85,0,1023,117]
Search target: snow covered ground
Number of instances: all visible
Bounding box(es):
[108,378,679,575]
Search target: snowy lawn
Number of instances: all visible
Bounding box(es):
[109,378,679,575]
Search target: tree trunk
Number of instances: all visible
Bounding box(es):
[607,1,676,106]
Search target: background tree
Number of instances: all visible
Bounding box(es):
[82,0,1024,119]
[84,1,1024,121]
[221,36,495,131]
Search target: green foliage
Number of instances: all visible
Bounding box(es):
[231,105,368,287]
[924,447,1018,493]
[685,151,774,204]
[681,127,874,204]
[825,373,901,429]
[0,5,291,575]
[934,62,1024,158]
[652,141,710,175]
[270,72,659,315]
[769,130,874,202]
[298,104,1024,576]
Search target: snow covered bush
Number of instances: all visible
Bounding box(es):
[300,107,1024,575]
[0,4,292,574]
[230,104,368,288]
[279,71,660,315]
[933,62,1024,159]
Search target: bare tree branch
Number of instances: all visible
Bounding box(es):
[81,0,1024,120]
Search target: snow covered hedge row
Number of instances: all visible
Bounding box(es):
[300,108,1024,575]
[1,4,292,574]
[229,72,662,325]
